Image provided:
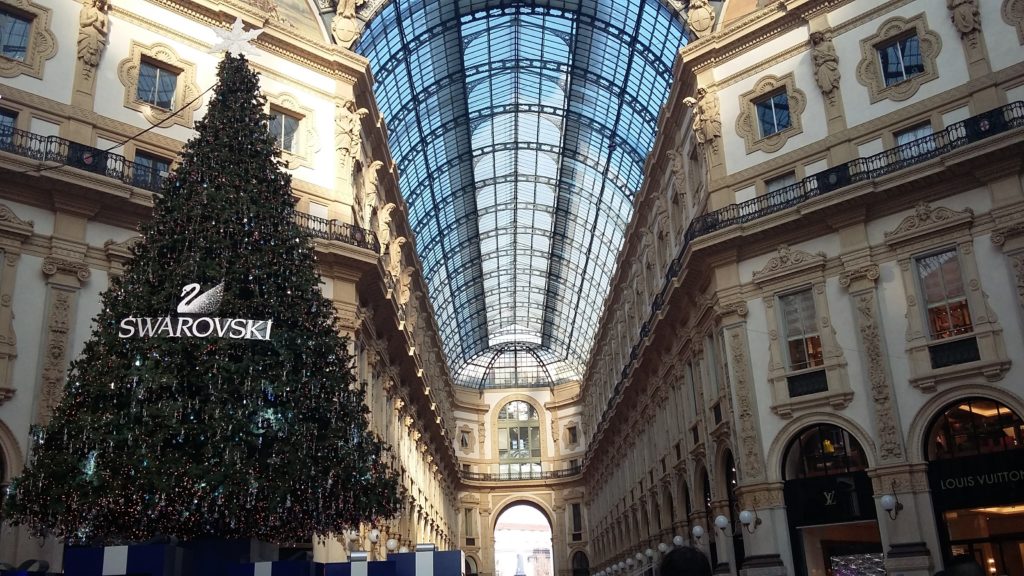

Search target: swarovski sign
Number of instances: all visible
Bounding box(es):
[118,282,273,341]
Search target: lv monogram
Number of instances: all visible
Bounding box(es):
[823,490,837,506]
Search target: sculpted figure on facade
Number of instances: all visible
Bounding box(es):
[377,202,397,256]
[683,87,721,154]
[686,0,716,38]
[335,99,368,173]
[78,0,109,73]
[331,0,366,47]
[810,31,841,98]
[665,149,687,206]
[948,0,981,37]
[398,266,414,306]
[388,236,407,283]
[359,160,384,230]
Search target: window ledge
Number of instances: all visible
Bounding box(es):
[771,388,854,419]
[909,356,1011,393]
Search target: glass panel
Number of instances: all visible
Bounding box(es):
[357,2,685,388]
[917,250,972,339]
[927,398,1024,460]
[137,62,157,104]
[0,10,31,61]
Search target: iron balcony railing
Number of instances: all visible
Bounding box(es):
[461,466,582,482]
[0,126,378,252]
[599,100,1024,431]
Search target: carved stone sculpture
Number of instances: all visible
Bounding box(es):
[686,0,716,39]
[331,0,366,47]
[398,266,414,306]
[683,87,721,154]
[948,0,981,37]
[335,99,368,175]
[810,31,841,98]
[78,0,109,76]
[388,236,407,282]
[360,160,384,230]
[376,202,396,256]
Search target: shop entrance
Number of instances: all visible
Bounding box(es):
[782,424,883,576]
[925,397,1024,576]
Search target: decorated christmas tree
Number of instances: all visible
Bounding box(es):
[4,51,401,544]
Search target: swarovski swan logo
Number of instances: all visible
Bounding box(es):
[177,282,224,315]
[118,281,272,340]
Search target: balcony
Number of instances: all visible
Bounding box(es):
[460,465,582,482]
[0,126,377,252]
[592,101,1024,443]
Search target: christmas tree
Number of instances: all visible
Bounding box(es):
[4,53,401,544]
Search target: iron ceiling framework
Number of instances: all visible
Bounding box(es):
[357,0,685,389]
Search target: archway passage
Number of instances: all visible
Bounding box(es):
[571,551,589,576]
[925,397,1024,574]
[494,504,553,576]
[781,424,881,576]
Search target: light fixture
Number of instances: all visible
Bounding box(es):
[691,525,704,543]
[618,561,626,570]
[626,558,635,568]
[385,538,399,552]
[348,529,360,542]
[635,552,645,563]
[672,535,685,547]
[369,529,381,543]
[399,546,409,554]
[739,509,762,534]
[658,543,669,553]
[880,481,904,520]
[714,515,729,532]
[645,548,655,560]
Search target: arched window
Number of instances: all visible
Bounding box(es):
[572,551,590,576]
[783,423,868,480]
[497,400,542,478]
[926,397,1024,460]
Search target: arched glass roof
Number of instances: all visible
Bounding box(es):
[357,0,685,389]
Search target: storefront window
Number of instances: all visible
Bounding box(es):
[783,424,869,479]
[926,397,1024,460]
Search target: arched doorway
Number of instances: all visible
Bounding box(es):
[571,551,589,576]
[466,556,480,576]
[782,423,880,576]
[494,503,553,576]
[924,397,1024,573]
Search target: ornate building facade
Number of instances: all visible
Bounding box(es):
[1,0,1024,575]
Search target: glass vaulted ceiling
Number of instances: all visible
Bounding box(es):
[357,0,685,389]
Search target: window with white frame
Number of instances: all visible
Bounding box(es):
[0,9,31,61]
[916,248,972,340]
[895,122,935,160]
[766,172,798,208]
[137,60,178,109]
[779,288,824,371]
[755,91,790,137]
[0,108,15,147]
[132,150,171,190]
[269,108,301,153]
[878,34,924,87]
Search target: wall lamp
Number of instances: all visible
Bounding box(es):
[713,515,730,533]
[739,509,762,534]
[691,524,705,544]
[657,543,670,554]
[880,482,903,520]
[672,535,685,547]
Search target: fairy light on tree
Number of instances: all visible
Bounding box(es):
[4,42,401,544]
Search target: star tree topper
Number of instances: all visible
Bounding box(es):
[210,17,265,58]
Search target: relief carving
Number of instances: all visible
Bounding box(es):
[854,291,905,462]
[335,99,369,178]
[359,160,384,230]
[376,202,397,256]
[948,0,981,38]
[37,289,73,424]
[883,202,974,245]
[810,31,841,100]
[683,87,721,156]
[77,0,109,79]
[752,244,826,284]
[686,0,716,39]
[727,328,764,481]
[1004,0,1024,44]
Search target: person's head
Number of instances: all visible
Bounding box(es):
[659,546,712,576]
[944,556,985,576]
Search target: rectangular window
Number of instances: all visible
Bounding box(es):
[878,34,924,87]
[137,60,178,109]
[916,249,972,339]
[779,288,824,371]
[571,503,582,533]
[717,329,730,388]
[569,458,579,470]
[0,9,31,61]
[567,426,578,445]
[895,122,936,160]
[132,151,171,190]
[459,431,469,449]
[0,108,16,148]
[755,91,790,137]
[269,109,301,153]
[705,334,719,395]
[465,508,475,538]
[765,172,799,209]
